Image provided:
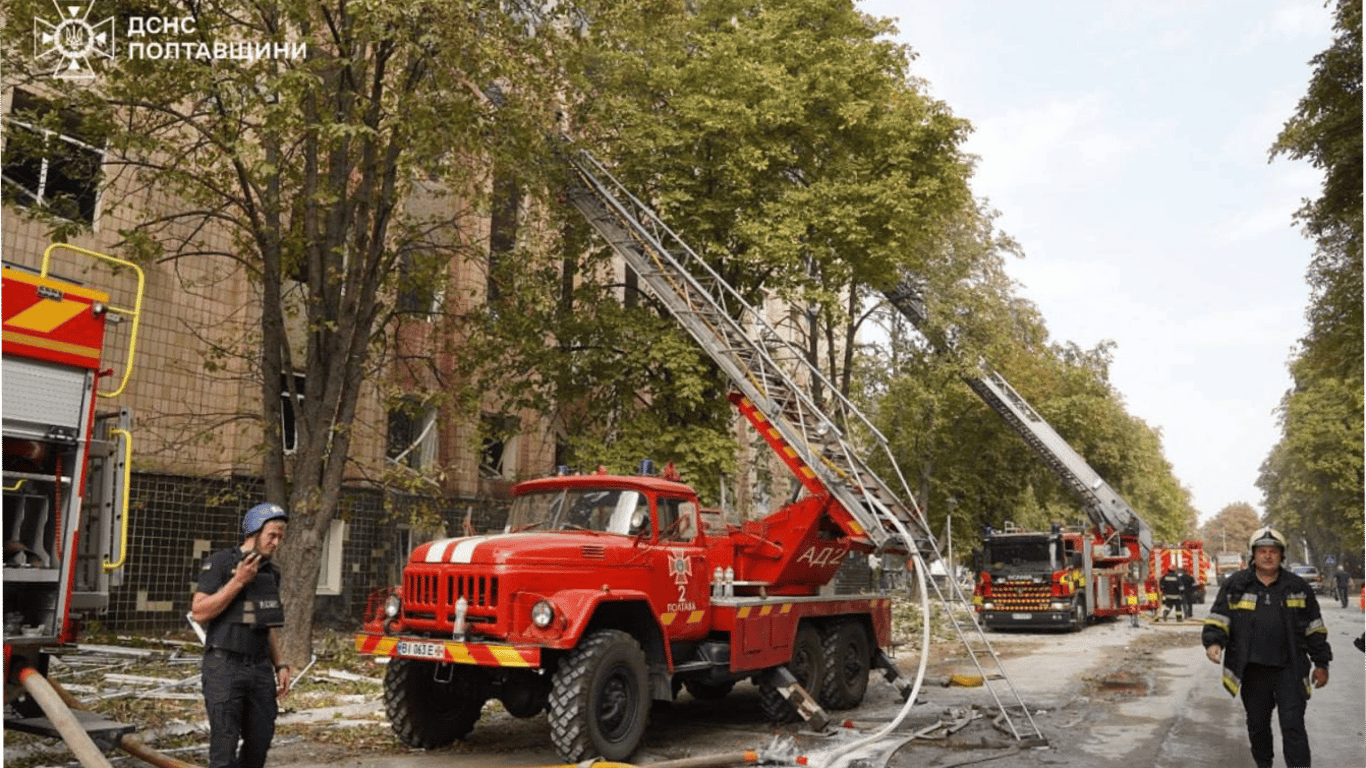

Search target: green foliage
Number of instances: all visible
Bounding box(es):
[1259,373,1364,563]
[1261,0,1363,568]
[459,0,981,509]
[1270,0,1363,383]
[572,0,973,350]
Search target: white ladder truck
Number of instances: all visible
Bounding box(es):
[562,148,1045,744]
[883,279,1156,630]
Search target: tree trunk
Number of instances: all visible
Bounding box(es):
[277,517,324,668]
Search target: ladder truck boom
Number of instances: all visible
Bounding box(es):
[564,149,931,556]
[883,278,1153,562]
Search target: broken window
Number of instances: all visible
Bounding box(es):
[479,414,519,479]
[386,397,437,470]
[2,89,105,224]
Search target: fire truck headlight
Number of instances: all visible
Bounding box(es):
[531,600,555,628]
[981,601,995,610]
[1051,601,1069,610]
[384,594,402,619]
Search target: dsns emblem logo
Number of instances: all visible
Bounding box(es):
[34,0,115,81]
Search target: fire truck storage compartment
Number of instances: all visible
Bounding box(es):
[3,356,94,639]
[3,357,92,435]
[3,466,68,638]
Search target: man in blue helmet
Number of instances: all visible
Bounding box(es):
[1203,526,1331,768]
[191,503,292,768]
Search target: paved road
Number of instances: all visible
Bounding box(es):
[994,605,1366,768]
[277,606,1364,768]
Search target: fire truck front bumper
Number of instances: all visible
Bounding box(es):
[354,633,542,669]
[979,609,1074,629]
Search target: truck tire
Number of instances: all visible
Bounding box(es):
[549,629,650,762]
[682,679,735,701]
[819,621,870,709]
[758,624,825,723]
[382,659,484,749]
[1070,600,1087,633]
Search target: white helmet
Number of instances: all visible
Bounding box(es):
[1247,527,1287,556]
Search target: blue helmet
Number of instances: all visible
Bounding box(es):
[243,503,289,538]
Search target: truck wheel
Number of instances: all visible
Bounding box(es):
[549,629,650,762]
[383,659,484,748]
[682,679,735,701]
[819,621,870,709]
[1070,601,1087,633]
[758,624,825,723]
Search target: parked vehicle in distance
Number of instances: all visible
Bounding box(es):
[1214,552,1245,584]
[1289,564,1324,594]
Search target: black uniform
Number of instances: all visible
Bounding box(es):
[197,548,285,768]
[1179,570,1197,617]
[1203,566,1331,768]
[1160,570,1185,620]
[1332,569,1351,608]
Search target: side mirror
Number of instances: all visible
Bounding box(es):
[629,509,649,538]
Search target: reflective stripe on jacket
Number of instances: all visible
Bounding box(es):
[1201,566,1331,697]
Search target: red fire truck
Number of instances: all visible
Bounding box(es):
[356,461,897,761]
[971,522,1149,631]
[3,244,143,749]
[1150,540,1213,605]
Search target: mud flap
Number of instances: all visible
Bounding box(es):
[759,666,830,730]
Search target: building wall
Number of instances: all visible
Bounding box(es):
[104,471,513,633]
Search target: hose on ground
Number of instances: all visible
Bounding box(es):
[46,673,206,768]
[18,667,115,768]
[816,517,932,768]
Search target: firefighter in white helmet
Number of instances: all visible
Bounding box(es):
[1202,527,1331,768]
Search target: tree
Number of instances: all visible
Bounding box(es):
[448,0,979,509]
[1269,0,1363,382]
[2,0,579,666]
[1198,502,1263,555]
[1261,0,1363,569]
[1259,372,1364,564]
[572,0,972,376]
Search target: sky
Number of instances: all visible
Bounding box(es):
[857,0,1336,522]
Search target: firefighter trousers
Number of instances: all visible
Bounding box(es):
[202,649,278,768]
[1239,662,1310,768]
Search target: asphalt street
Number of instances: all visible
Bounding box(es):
[1068,603,1365,768]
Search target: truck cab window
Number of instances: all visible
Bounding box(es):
[656,498,697,542]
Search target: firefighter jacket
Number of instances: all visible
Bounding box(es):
[1201,566,1331,697]
[1159,571,1184,596]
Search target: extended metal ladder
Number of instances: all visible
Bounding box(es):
[884,279,1153,561]
[564,149,1043,743]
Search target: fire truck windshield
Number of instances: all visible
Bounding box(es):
[506,488,651,536]
[983,538,1058,574]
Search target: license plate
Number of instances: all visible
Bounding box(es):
[1011,613,1031,620]
[396,640,445,660]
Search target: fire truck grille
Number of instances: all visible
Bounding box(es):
[405,572,500,612]
[991,582,1050,609]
